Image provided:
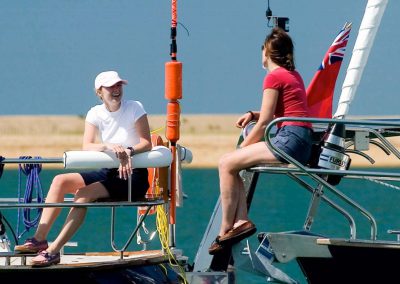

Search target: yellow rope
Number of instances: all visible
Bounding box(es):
[156,201,188,283]
[151,126,165,134]
[158,263,168,275]
[148,126,187,282]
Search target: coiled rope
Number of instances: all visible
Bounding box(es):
[156,204,188,284]
[16,156,44,239]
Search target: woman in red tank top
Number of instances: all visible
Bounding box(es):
[209,28,313,255]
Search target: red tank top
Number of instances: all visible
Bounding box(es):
[263,67,312,129]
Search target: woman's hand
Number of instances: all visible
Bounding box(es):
[236,112,254,129]
[112,145,132,180]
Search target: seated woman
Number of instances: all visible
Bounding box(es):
[209,28,313,255]
[14,70,152,266]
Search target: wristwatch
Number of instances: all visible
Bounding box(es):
[127,147,135,157]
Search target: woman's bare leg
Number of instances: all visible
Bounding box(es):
[232,175,248,226]
[218,142,277,236]
[34,173,86,241]
[218,153,241,236]
[46,182,109,254]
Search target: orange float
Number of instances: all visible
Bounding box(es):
[165,61,182,100]
[166,101,180,143]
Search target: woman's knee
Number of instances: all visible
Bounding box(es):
[218,154,238,175]
[218,154,230,171]
[50,173,83,195]
[49,174,70,194]
[51,174,74,187]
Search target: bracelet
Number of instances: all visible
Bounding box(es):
[247,111,255,120]
[127,147,135,157]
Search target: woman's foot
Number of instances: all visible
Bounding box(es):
[208,236,225,255]
[14,238,48,254]
[219,220,256,245]
[30,250,61,267]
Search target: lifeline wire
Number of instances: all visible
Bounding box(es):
[16,156,44,239]
[363,176,400,191]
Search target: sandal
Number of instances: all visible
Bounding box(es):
[208,236,225,255]
[14,237,48,254]
[31,250,61,267]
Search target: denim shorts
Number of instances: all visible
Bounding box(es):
[80,168,149,201]
[269,125,313,165]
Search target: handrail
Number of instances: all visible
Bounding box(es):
[261,117,400,240]
[286,172,356,239]
[111,205,154,258]
[369,128,400,159]
[249,166,400,179]
[0,157,167,208]
[0,200,165,209]
[0,157,167,256]
[0,158,63,164]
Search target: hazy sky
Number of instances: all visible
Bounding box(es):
[0,1,398,116]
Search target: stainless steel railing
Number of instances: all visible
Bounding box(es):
[250,117,400,240]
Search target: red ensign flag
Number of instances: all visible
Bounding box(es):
[306,23,352,118]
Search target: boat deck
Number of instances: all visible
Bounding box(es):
[0,250,168,269]
[317,237,400,249]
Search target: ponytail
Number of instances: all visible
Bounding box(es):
[264,27,295,71]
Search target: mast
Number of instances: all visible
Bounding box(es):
[334,0,388,118]
[165,0,182,248]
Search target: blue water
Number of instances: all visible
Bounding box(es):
[1,167,400,283]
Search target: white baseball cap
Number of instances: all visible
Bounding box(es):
[94,71,128,90]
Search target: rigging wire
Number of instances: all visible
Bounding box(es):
[170,0,178,60]
[363,177,400,191]
[171,0,177,28]
[178,22,189,37]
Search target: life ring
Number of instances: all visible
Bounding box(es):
[138,134,167,216]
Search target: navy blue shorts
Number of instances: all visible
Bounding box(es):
[80,168,149,201]
[270,126,313,165]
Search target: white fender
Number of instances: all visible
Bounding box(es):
[179,145,193,164]
[63,146,172,169]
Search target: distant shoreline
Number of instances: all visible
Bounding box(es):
[1,115,400,169]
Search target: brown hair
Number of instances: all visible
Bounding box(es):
[263,27,295,71]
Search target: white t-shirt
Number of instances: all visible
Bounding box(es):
[85,100,146,148]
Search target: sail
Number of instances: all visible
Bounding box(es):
[334,0,388,118]
[306,23,352,118]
